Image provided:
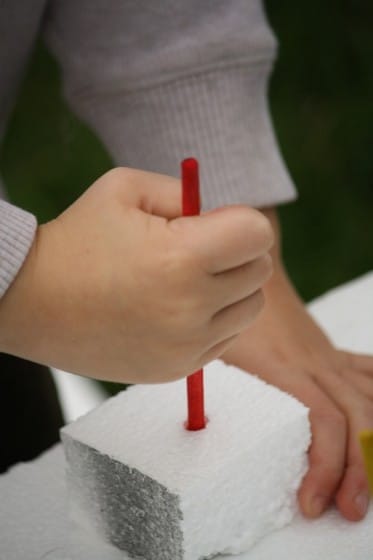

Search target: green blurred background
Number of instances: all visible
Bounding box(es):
[0,1,372,301]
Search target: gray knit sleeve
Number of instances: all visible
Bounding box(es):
[44,0,296,211]
[0,200,37,299]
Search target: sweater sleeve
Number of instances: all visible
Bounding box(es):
[44,0,296,211]
[0,199,37,299]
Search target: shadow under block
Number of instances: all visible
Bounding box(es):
[61,360,311,560]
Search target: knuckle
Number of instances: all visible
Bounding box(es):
[101,167,134,197]
[314,407,347,432]
[105,166,130,183]
[308,452,344,484]
[319,464,343,485]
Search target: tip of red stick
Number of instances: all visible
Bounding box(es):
[182,157,198,170]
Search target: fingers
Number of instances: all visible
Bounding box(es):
[296,380,347,518]
[211,255,272,308]
[169,205,274,274]
[343,351,373,375]
[246,365,351,520]
[210,290,265,343]
[335,423,371,521]
[318,367,372,520]
[308,367,373,520]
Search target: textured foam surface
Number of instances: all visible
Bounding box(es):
[1,272,373,560]
[62,362,310,559]
[1,444,373,560]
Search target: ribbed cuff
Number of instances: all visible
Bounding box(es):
[79,61,297,211]
[0,200,38,299]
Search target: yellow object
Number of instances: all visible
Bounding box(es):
[359,430,373,495]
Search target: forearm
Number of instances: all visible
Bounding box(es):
[44,0,296,212]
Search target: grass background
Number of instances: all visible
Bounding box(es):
[266,0,373,298]
[0,1,372,393]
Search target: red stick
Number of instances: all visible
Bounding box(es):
[181,158,206,431]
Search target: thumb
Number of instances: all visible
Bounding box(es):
[114,168,182,219]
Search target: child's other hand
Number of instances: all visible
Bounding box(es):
[0,168,273,384]
[222,208,373,523]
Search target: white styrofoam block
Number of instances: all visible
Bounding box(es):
[61,361,310,560]
[1,273,373,560]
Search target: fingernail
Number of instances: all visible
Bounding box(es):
[354,493,369,517]
[309,495,327,517]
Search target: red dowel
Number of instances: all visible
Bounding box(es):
[181,158,206,431]
[187,369,205,431]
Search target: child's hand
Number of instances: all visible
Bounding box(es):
[222,208,373,522]
[0,168,273,384]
